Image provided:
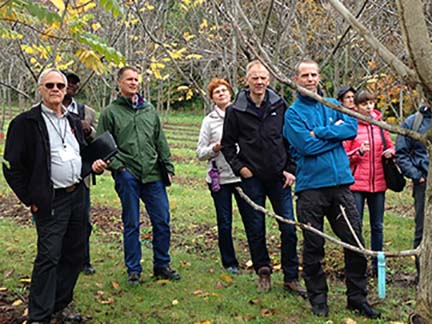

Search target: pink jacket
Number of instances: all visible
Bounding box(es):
[343,110,394,192]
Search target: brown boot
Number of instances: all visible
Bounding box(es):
[284,279,307,298]
[257,266,271,292]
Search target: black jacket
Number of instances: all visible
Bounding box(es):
[221,88,295,182]
[2,104,85,213]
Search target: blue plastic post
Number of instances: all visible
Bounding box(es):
[377,252,386,299]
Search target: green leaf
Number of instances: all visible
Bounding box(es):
[99,0,124,17]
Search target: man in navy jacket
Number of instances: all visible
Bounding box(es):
[222,60,304,295]
[396,104,431,280]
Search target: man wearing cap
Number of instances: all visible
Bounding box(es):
[337,86,356,109]
[396,103,432,281]
[3,68,107,323]
[62,70,98,275]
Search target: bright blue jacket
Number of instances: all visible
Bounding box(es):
[283,94,358,192]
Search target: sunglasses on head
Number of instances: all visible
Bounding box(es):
[44,82,66,90]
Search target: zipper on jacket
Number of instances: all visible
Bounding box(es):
[370,125,375,192]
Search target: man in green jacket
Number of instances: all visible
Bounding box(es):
[97,66,180,285]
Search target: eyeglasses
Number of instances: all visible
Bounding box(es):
[44,83,66,90]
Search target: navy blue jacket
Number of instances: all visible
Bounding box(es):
[221,88,295,182]
[395,106,431,182]
[2,104,85,213]
[283,94,357,193]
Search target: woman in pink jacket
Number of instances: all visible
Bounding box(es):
[343,90,394,274]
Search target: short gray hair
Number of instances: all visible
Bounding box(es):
[37,68,68,87]
[245,60,269,78]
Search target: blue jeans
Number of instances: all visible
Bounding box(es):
[352,191,385,270]
[210,183,241,268]
[236,176,299,281]
[114,169,171,274]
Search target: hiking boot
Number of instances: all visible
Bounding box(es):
[257,266,271,292]
[311,303,329,317]
[53,303,84,322]
[153,267,181,280]
[284,280,307,298]
[347,301,381,319]
[225,266,240,275]
[82,264,96,275]
[127,272,140,285]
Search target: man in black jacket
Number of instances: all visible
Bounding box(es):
[221,60,305,295]
[2,68,107,324]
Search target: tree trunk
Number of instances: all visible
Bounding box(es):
[414,145,432,322]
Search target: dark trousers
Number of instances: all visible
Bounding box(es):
[83,185,92,266]
[209,182,241,269]
[236,176,299,281]
[413,181,426,275]
[296,186,368,306]
[28,183,86,323]
[352,191,385,271]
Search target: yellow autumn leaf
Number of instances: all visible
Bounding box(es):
[342,318,357,324]
[194,320,211,324]
[172,299,179,305]
[0,287,7,291]
[19,278,31,283]
[186,89,193,100]
[246,260,253,267]
[169,48,187,59]
[200,18,208,30]
[12,299,23,306]
[30,57,38,64]
[181,0,191,6]
[183,32,195,41]
[220,273,233,283]
[50,0,65,12]
[145,4,155,10]
[185,54,202,60]
[177,85,189,91]
[92,23,101,31]
[194,0,204,6]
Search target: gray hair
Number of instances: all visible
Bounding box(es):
[245,60,269,77]
[37,68,68,87]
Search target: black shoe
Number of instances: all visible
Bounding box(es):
[311,303,329,317]
[154,267,180,280]
[82,264,96,275]
[127,272,140,285]
[348,301,381,319]
[53,304,84,322]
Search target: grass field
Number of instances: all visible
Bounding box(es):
[0,112,418,323]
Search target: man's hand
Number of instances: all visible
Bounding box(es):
[81,120,91,136]
[30,204,38,213]
[419,177,426,184]
[282,171,296,188]
[240,167,253,178]
[92,159,108,174]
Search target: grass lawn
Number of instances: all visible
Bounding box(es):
[0,112,418,323]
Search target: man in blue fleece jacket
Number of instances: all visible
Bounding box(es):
[283,60,380,319]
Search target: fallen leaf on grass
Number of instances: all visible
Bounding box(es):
[111,281,120,290]
[194,320,211,324]
[23,308,28,316]
[215,281,224,289]
[249,298,262,305]
[19,277,31,283]
[100,297,115,305]
[246,260,253,268]
[220,273,233,283]
[260,308,277,317]
[172,299,179,305]
[342,318,357,324]
[4,269,14,278]
[193,289,205,295]
[390,322,405,324]
[156,279,170,285]
[12,299,23,306]
[95,282,104,288]
[0,287,8,292]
